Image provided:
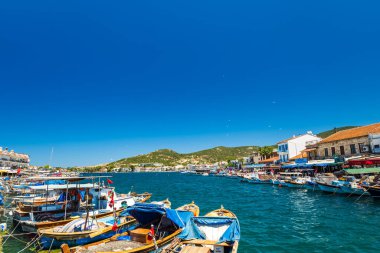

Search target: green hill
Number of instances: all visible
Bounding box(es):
[106,146,259,168]
[317,126,357,139]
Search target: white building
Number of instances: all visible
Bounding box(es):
[277,131,322,163]
[369,133,380,154]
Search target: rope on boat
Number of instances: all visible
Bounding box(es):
[48,238,55,253]
[16,233,42,253]
[355,188,368,202]
[1,220,20,246]
[2,232,36,237]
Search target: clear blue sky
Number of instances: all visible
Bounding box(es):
[0,1,379,167]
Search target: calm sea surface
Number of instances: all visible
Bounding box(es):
[3,172,380,252]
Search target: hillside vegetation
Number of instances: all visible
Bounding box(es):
[87,126,358,170]
[107,146,259,168]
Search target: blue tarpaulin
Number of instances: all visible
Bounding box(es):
[121,203,193,228]
[179,217,240,244]
[0,193,3,206]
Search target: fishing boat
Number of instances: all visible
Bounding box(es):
[304,179,319,191]
[246,171,272,184]
[317,181,345,194]
[362,185,380,198]
[62,203,194,253]
[176,201,200,217]
[128,192,152,203]
[13,176,136,233]
[338,177,370,196]
[38,208,137,249]
[163,207,240,253]
[205,205,236,218]
[151,198,171,208]
[285,177,310,189]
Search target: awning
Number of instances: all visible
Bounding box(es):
[28,183,98,190]
[348,158,380,166]
[344,167,380,175]
[123,203,193,228]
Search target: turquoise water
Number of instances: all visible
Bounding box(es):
[3,172,380,252]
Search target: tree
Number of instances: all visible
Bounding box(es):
[258,146,273,159]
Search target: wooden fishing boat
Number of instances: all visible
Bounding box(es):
[129,192,152,203]
[205,205,236,218]
[60,203,194,253]
[176,201,200,217]
[150,198,171,208]
[38,213,137,249]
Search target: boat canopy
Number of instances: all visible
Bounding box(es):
[28,183,98,191]
[179,216,240,244]
[344,167,380,175]
[27,175,112,182]
[121,203,193,228]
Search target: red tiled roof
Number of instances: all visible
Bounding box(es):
[289,152,308,161]
[319,123,380,144]
[260,156,279,163]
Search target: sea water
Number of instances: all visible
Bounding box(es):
[3,172,380,252]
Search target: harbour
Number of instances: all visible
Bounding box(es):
[1,172,380,252]
[1,1,380,251]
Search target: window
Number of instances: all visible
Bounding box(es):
[324,148,328,157]
[340,146,345,155]
[331,147,336,156]
[375,145,380,149]
[285,144,288,151]
[350,144,356,154]
[358,143,366,153]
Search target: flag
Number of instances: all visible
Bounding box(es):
[112,221,118,231]
[148,224,155,240]
[107,178,114,184]
[108,191,114,208]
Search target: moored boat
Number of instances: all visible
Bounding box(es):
[62,203,194,253]
[38,212,137,249]
[176,201,200,217]
[205,205,236,218]
[151,198,171,208]
[362,185,380,198]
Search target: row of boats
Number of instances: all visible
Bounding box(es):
[240,171,380,197]
[0,175,240,253]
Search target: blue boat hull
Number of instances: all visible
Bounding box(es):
[285,182,305,188]
[317,183,344,194]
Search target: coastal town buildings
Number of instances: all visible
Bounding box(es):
[250,149,279,164]
[316,123,380,159]
[277,132,322,163]
[0,147,30,169]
